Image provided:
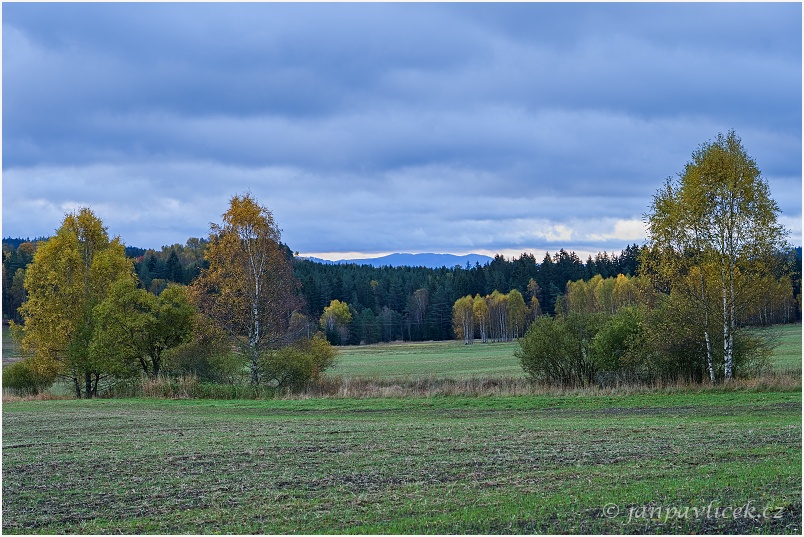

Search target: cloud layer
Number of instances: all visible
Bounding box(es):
[3,3,801,257]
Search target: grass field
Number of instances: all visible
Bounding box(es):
[2,390,800,534]
[3,322,800,379]
[752,323,803,372]
[2,324,23,366]
[329,340,524,379]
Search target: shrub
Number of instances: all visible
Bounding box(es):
[260,336,337,391]
[515,314,600,386]
[589,307,646,372]
[164,313,244,383]
[2,359,56,395]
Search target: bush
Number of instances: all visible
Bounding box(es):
[516,314,598,386]
[164,313,244,383]
[639,294,772,383]
[589,307,646,372]
[2,359,56,395]
[260,336,337,391]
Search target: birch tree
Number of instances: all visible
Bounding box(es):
[473,294,489,343]
[319,299,352,344]
[452,295,475,344]
[192,193,300,385]
[506,289,528,339]
[644,131,789,382]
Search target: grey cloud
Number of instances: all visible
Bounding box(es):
[2,3,800,255]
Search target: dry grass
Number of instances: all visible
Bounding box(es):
[5,369,798,403]
[2,390,71,403]
[298,370,802,399]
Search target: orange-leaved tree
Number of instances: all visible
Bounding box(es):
[192,193,301,385]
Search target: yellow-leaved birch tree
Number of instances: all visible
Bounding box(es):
[644,131,789,382]
[192,193,300,385]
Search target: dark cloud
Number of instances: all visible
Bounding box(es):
[2,3,800,255]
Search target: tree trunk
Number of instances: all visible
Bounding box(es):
[725,272,736,381]
[250,300,260,385]
[699,270,716,384]
[704,328,715,384]
[84,371,93,399]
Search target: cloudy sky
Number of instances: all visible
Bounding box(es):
[3,2,801,260]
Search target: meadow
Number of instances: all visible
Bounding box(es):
[328,340,523,379]
[2,324,22,366]
[2,324,801,534]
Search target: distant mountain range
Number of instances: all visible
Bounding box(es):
[304,253,493,269]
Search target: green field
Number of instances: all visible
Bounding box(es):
[329,340,524,379]
[753,323,803,372]
[3,322,800,379]
[2,390,800,534]
[2,324,23,366]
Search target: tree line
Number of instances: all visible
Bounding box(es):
[3,236,652,342]
[3,234,801,344]
[5,236,799,346]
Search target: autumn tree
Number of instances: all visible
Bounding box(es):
[506,289,528,339]
[319,299,352,345]
[487,290,509,341]
[14,208,133,398]
[644,131,789,381]
[452,295,475,344]
[192,193,301,385]
[473,294,489,343]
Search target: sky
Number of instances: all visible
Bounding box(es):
[2,2,801,261]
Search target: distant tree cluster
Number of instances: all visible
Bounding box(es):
[292,245,644,345]
[132,238,209,293]
[452,290,530,345]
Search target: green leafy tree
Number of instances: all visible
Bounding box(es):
[14,208,133,398]
[192,193,301,385]
[516,315,579,385]
[516,313,604,386]
[589,306,646,377]
[644,131,789,381]
[91,280,195,379]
